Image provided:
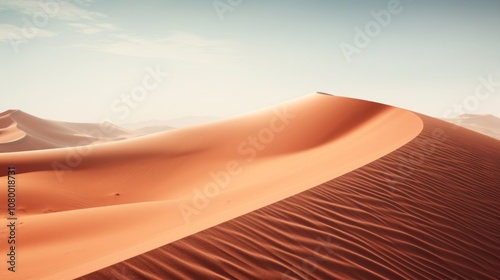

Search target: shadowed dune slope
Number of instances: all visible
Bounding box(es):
[0,94,423,279]
[0,110,136,152]
[80,114,500,279]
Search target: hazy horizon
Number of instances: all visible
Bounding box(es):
[1,0,499,124]
[0,94,499,128]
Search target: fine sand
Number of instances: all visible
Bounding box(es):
[1,93,498,279]
[82,111,500,279]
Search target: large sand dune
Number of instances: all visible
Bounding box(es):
[1,93,498,279]
[81,111,500,279]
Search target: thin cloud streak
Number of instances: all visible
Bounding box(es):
[0,23,56,40]
[74,32,241,63]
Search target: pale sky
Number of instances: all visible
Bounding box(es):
[0,0,499,124]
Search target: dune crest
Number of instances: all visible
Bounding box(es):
[0,94,423,280]
[81,106,500,279]
[0,110,27,144]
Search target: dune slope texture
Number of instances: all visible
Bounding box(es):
[79,97,499,279]
[0,93,496,279]
[0,94,421,279]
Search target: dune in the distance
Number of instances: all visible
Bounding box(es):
[444,114,500,139]
[0,110,26,144]
[0,110,136,153]
[0,93,423,280]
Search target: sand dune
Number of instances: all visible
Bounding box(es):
[1,93,498,279]
[0,93,423,280]
[0,110,136,153]
[80,101,500,279]
[0,110,27,144]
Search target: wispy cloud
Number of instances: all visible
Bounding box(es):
[0,23,56,41]
[0,0,114,37]
[0,0,237,62]
[75,32,239,63]
[68,22,116,34]
[0,0,105,21]
[71,0,93,6]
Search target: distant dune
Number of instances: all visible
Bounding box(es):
[0,93,498,279]
[444,114,500,139]
[0,110,136,153]
[120,116,221,133]
[132,125,175,134]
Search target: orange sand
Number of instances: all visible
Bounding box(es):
[2,93,498,279]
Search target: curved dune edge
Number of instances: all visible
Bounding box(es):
[0,94,423,280]
[0,122,27,144]
[0,110,27,144]
[80,113,500,279]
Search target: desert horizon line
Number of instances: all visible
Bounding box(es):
[1,92,499,124]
